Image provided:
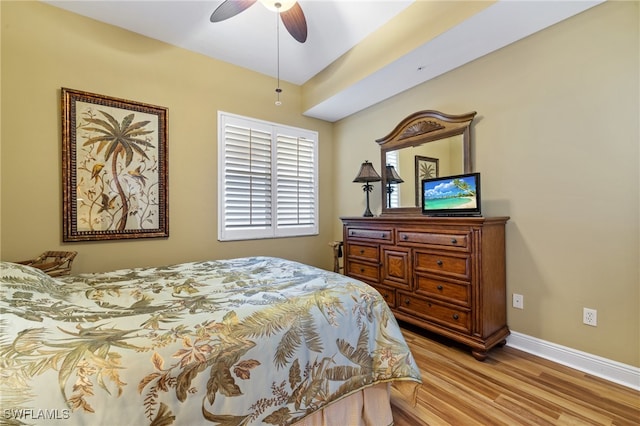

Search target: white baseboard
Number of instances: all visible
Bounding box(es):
[506,331,640,391]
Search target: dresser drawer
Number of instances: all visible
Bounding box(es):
[397,229,470,251]
[346,227,393,242]
[371,284,396,308]
[346,260,379,282]
[415,274,470,307]
[414,250,471,280]
[397,292,471,334]
[347,243,379,261]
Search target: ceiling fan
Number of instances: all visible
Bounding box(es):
[210,0,308,43]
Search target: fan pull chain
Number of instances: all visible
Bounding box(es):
[275,5,282,106]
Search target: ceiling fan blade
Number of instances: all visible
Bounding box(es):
[280,2,307,43]
[210,0,257,23]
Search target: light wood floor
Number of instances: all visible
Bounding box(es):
[391,324,640,425]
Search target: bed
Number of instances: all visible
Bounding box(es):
[0,256,421,425]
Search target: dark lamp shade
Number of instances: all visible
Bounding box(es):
[353,161,381,183]
[385,165,404,184]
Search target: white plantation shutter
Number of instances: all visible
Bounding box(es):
[276,133,316,232]
[218,112,318,241]
[386,150,400,208]
[223,124,272,230]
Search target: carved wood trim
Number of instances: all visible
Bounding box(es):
[376,110,476,149]
[398,120,445,140]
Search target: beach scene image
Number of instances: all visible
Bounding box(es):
[423,176,477,210]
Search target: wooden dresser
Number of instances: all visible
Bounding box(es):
[341,215,509,360]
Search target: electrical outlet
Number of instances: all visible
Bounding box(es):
[512,293,524,309]
[583,308,597,326]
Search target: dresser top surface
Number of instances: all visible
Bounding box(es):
[340,216,509,225]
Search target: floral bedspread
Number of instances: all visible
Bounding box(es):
[0,257,421,425]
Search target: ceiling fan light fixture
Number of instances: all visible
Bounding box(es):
[259,0,296,13]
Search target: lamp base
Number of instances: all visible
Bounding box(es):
[362,183,374,217]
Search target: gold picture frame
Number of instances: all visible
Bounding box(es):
[62,88,168,241]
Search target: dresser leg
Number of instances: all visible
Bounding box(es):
[471,350,488,361]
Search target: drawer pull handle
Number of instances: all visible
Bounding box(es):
[402,234,408,240]
[437,285,443,291]
[359,268,365,273]
[451,238,458,244]
[452,314,459,320]
[404,298,410,305]
[359,249,365,254]
[436,260,443,266]
[382,233,386,238]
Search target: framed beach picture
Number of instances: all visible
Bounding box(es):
[62,88,169,241]
[414,155,439,206]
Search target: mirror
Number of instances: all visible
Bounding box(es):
[376,110,477,215]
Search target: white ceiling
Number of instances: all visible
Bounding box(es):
[44,0,604,122]
[44,0,414,85]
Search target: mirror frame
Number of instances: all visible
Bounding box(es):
[376,110,477,215]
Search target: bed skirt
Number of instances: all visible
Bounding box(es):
[293,383,393,426]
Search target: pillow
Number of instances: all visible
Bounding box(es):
[1,261,62,292]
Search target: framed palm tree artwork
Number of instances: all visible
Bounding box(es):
[62,88,168,241]
[414,155,439,206]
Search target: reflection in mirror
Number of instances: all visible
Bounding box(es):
[385,135,464,208]
[384,164,404,208]
[376,110,476,215]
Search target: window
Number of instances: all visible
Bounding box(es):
[218,112,318,241]
[386,150,400,208]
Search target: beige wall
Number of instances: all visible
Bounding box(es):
[0,1,335,272]
[333,1,639,367]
